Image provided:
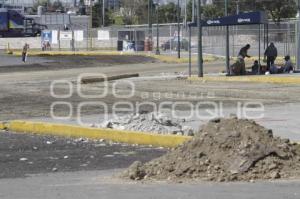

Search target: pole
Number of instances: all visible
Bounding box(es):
[297,0,300,69]
[197,0,203,77]
[259,24,261,66]
[184,0,187,28]
[156,3,160,55]
[192,0,195,23]
[102,0,105,27]
[89,4,92,50]
[148,0,153,39]
[225,0,230,74]
[189,24,192,77]
[177,0,181,59]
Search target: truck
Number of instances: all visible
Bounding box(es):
[0,8,47,37]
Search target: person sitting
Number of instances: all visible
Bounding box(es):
[270,64,279,74]
[267,56,294,74]
[251,60,260,75]
[281,55,294,73]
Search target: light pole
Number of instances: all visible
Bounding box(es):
[148,0,153,41]
[197,0,203,77]
[89,2,93,50]
[102,0,105,27]
[297,0,300,69]
[236,0,240,15]
[192,0,195,23]
[177,0,181,59]
[225,0,230,74]
[155,1,160,55]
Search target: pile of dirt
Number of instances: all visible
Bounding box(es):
[97,112,194,136]
[121,118,300,182]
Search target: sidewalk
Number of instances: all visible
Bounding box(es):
[189,73,300,84]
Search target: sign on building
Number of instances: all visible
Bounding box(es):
[42,30,52,42]
[60,31,73,41]
[74,30,84,42]
[52,30,58,44]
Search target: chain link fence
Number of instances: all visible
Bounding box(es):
[2,20,298,64]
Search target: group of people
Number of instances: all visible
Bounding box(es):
[231,43,295,76]
[42,41,51,51]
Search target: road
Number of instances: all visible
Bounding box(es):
[0,169,299,199]
[0,130,166,179]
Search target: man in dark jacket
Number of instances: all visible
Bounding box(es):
[238,44,251,59]
[231,44,251,75]
[264,43,278,71]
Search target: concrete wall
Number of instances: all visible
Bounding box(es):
[0,37,42,50]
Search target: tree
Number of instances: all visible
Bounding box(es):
[211,0,297,24]
[31,0,48,13]
[256,0,297,24]
[92,2,113,27]
[202,4,224,19]
[157,2,178,23]
[120,0,148,25]
[186,0,193,22]
[51,1,64,11]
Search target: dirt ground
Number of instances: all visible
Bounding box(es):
[0,53,300,183]
[1,54,300,121]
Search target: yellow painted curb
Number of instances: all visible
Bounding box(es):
[188,75,300,84]
[7,120,191,148]
[0,122,6,130]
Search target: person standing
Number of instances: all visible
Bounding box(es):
[22,43,29,63]
[238,44,251,59]
[233,44,251,75]
[264,43,278,71]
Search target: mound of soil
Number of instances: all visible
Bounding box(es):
[121,118,300,182]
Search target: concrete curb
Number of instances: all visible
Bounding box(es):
[4,120,191,148]
[188,76,300,84]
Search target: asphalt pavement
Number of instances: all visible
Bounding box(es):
[0,130,166,179]
[0,169,299,199]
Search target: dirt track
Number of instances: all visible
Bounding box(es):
[0,53,300,135]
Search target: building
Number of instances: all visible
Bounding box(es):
[0,0,76,8]
[106,0,120,10]
[0,0,120,10]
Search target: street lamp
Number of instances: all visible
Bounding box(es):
[297,0,300,69]
[102,0,105,27]
[177,0,181,59]
[225,0,230,74]
[154,1,160,55]
[197,0,203,77]
[148,0,153,41]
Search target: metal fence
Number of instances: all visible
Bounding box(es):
[2,20,298,63]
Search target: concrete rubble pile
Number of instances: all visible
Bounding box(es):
[96,112,195,136]
[121,118,300,182]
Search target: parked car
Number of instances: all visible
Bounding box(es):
[161,37,189,51]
